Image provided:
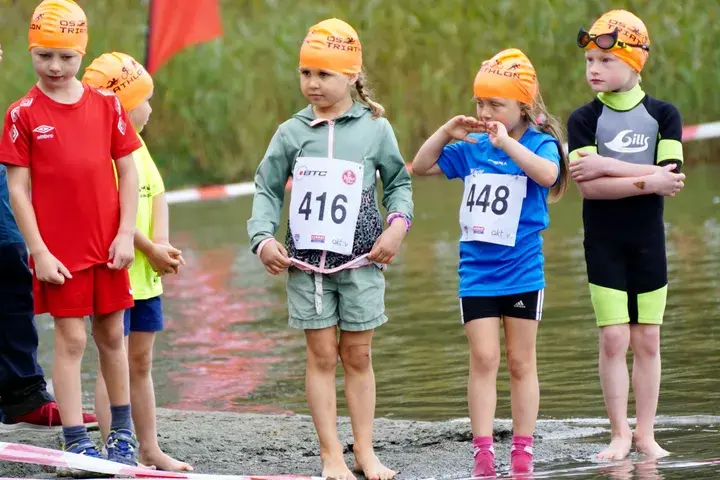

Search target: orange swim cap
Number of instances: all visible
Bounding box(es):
[28,0,88,55]
[83,53,154,112]
[299,18,362,75]
[586,10,650,72]
[473,49,538,106]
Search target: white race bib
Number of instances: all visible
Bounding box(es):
[289,157,363,255]
[459,172,527,247]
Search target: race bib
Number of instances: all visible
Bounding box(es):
[289,157,363,255]
[459,171,527,247]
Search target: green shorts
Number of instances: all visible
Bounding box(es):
[286,265,387,331]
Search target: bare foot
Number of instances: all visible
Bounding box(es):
[353,448,396,480]
[597,433,632,460]
[322,453,356,480]
[634,435,670,458]
[140,449,193,472]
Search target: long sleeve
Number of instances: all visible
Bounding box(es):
[247,126,293,253]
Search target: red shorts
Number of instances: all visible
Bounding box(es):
[33,264,134,317]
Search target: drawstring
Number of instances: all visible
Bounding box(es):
[313,272,323,315]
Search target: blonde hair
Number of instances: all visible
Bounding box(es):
[353,71,385,118]
[521,91,569,202]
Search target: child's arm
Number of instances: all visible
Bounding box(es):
[486,121,558,187]
[412,116,485,176]
[570,151,663,182]
[149,192,184,273]
[7,166,71,284]
[248,127,293,274]
[370,120,414,264]
[110,153,139,269]
[575,165,683,199]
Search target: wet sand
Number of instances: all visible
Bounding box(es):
[0,408,608,479]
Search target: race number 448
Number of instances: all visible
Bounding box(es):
[465,183,510,216]
[459,172,527,247]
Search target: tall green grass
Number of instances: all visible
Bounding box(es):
[1,0,718,187]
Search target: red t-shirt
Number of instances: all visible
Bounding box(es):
[0,84,142,272]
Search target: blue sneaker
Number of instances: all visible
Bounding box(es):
[57,438,104,478]
[105,428,139,466]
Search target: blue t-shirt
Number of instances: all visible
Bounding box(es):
[437,127,561,297]
[0,165,24,246]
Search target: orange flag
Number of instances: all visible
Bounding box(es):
[146,0,223,74]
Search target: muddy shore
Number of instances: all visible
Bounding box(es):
[0,408,608,479]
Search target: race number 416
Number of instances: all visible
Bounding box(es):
[298,192,348,224]
[466,184,510,215]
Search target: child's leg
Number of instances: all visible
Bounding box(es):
[94,359,111,442]
[630,324,667,457]
[465,318,501,437]
[335,266,392,480]
[598,324,632,460]
[92,310,130,410]
[305,327,353,480]
[128,330,192,471]
[465,315,501,478]
[53,317,88,427]
[504,312,540,475]
[338,330,392,480]
[504,316,539,436]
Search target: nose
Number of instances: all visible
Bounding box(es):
[48,59,61,74]
[478,105,492,121]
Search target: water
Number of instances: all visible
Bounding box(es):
[35,165,720,478]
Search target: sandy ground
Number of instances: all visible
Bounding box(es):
[0,408,609,479]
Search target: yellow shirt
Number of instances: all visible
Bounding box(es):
[129,138,165,300]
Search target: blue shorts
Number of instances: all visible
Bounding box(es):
[123,296,163,336]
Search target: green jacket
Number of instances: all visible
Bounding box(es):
[247,102,414,270]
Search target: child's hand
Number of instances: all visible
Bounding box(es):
[108,232,135,270]
[259,239,292,275]
[0,44,3,63]
[569,150,610,182]
[442,115,486,143]
[368,220,406,264]
[645,164,685,196]
[485,121,510,148]
[148,243,184,275]
[33,250,72,285]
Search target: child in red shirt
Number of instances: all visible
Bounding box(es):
[0,0,141,469]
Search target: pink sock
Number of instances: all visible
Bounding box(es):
[510,435,534,474]
[472,436,495,478]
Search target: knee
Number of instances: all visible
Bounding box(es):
[57,330,86,358]
[470,347,500,375]
[506,349,536,380]
[128,350,152,378]
[340,344,372,372]
[600,326,630,358]
[632,327,660,358]
[93,318,125,350]
[307,344,339,372]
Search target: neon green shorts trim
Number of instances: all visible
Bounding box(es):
[589,283,667,327]
[286,265,387,331]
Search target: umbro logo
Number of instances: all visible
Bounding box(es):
[33,125,55,140]
[33,125,54,134]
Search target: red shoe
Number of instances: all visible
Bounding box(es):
[1,401,98,431]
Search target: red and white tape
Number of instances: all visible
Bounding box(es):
[165,121,720,206]
[0,441,322,480]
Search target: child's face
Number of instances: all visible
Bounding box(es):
[475,97,525,134]
[31,47,82,88]
[299,67,355,109]
[585,49,637,92]
[129,92,153,133]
